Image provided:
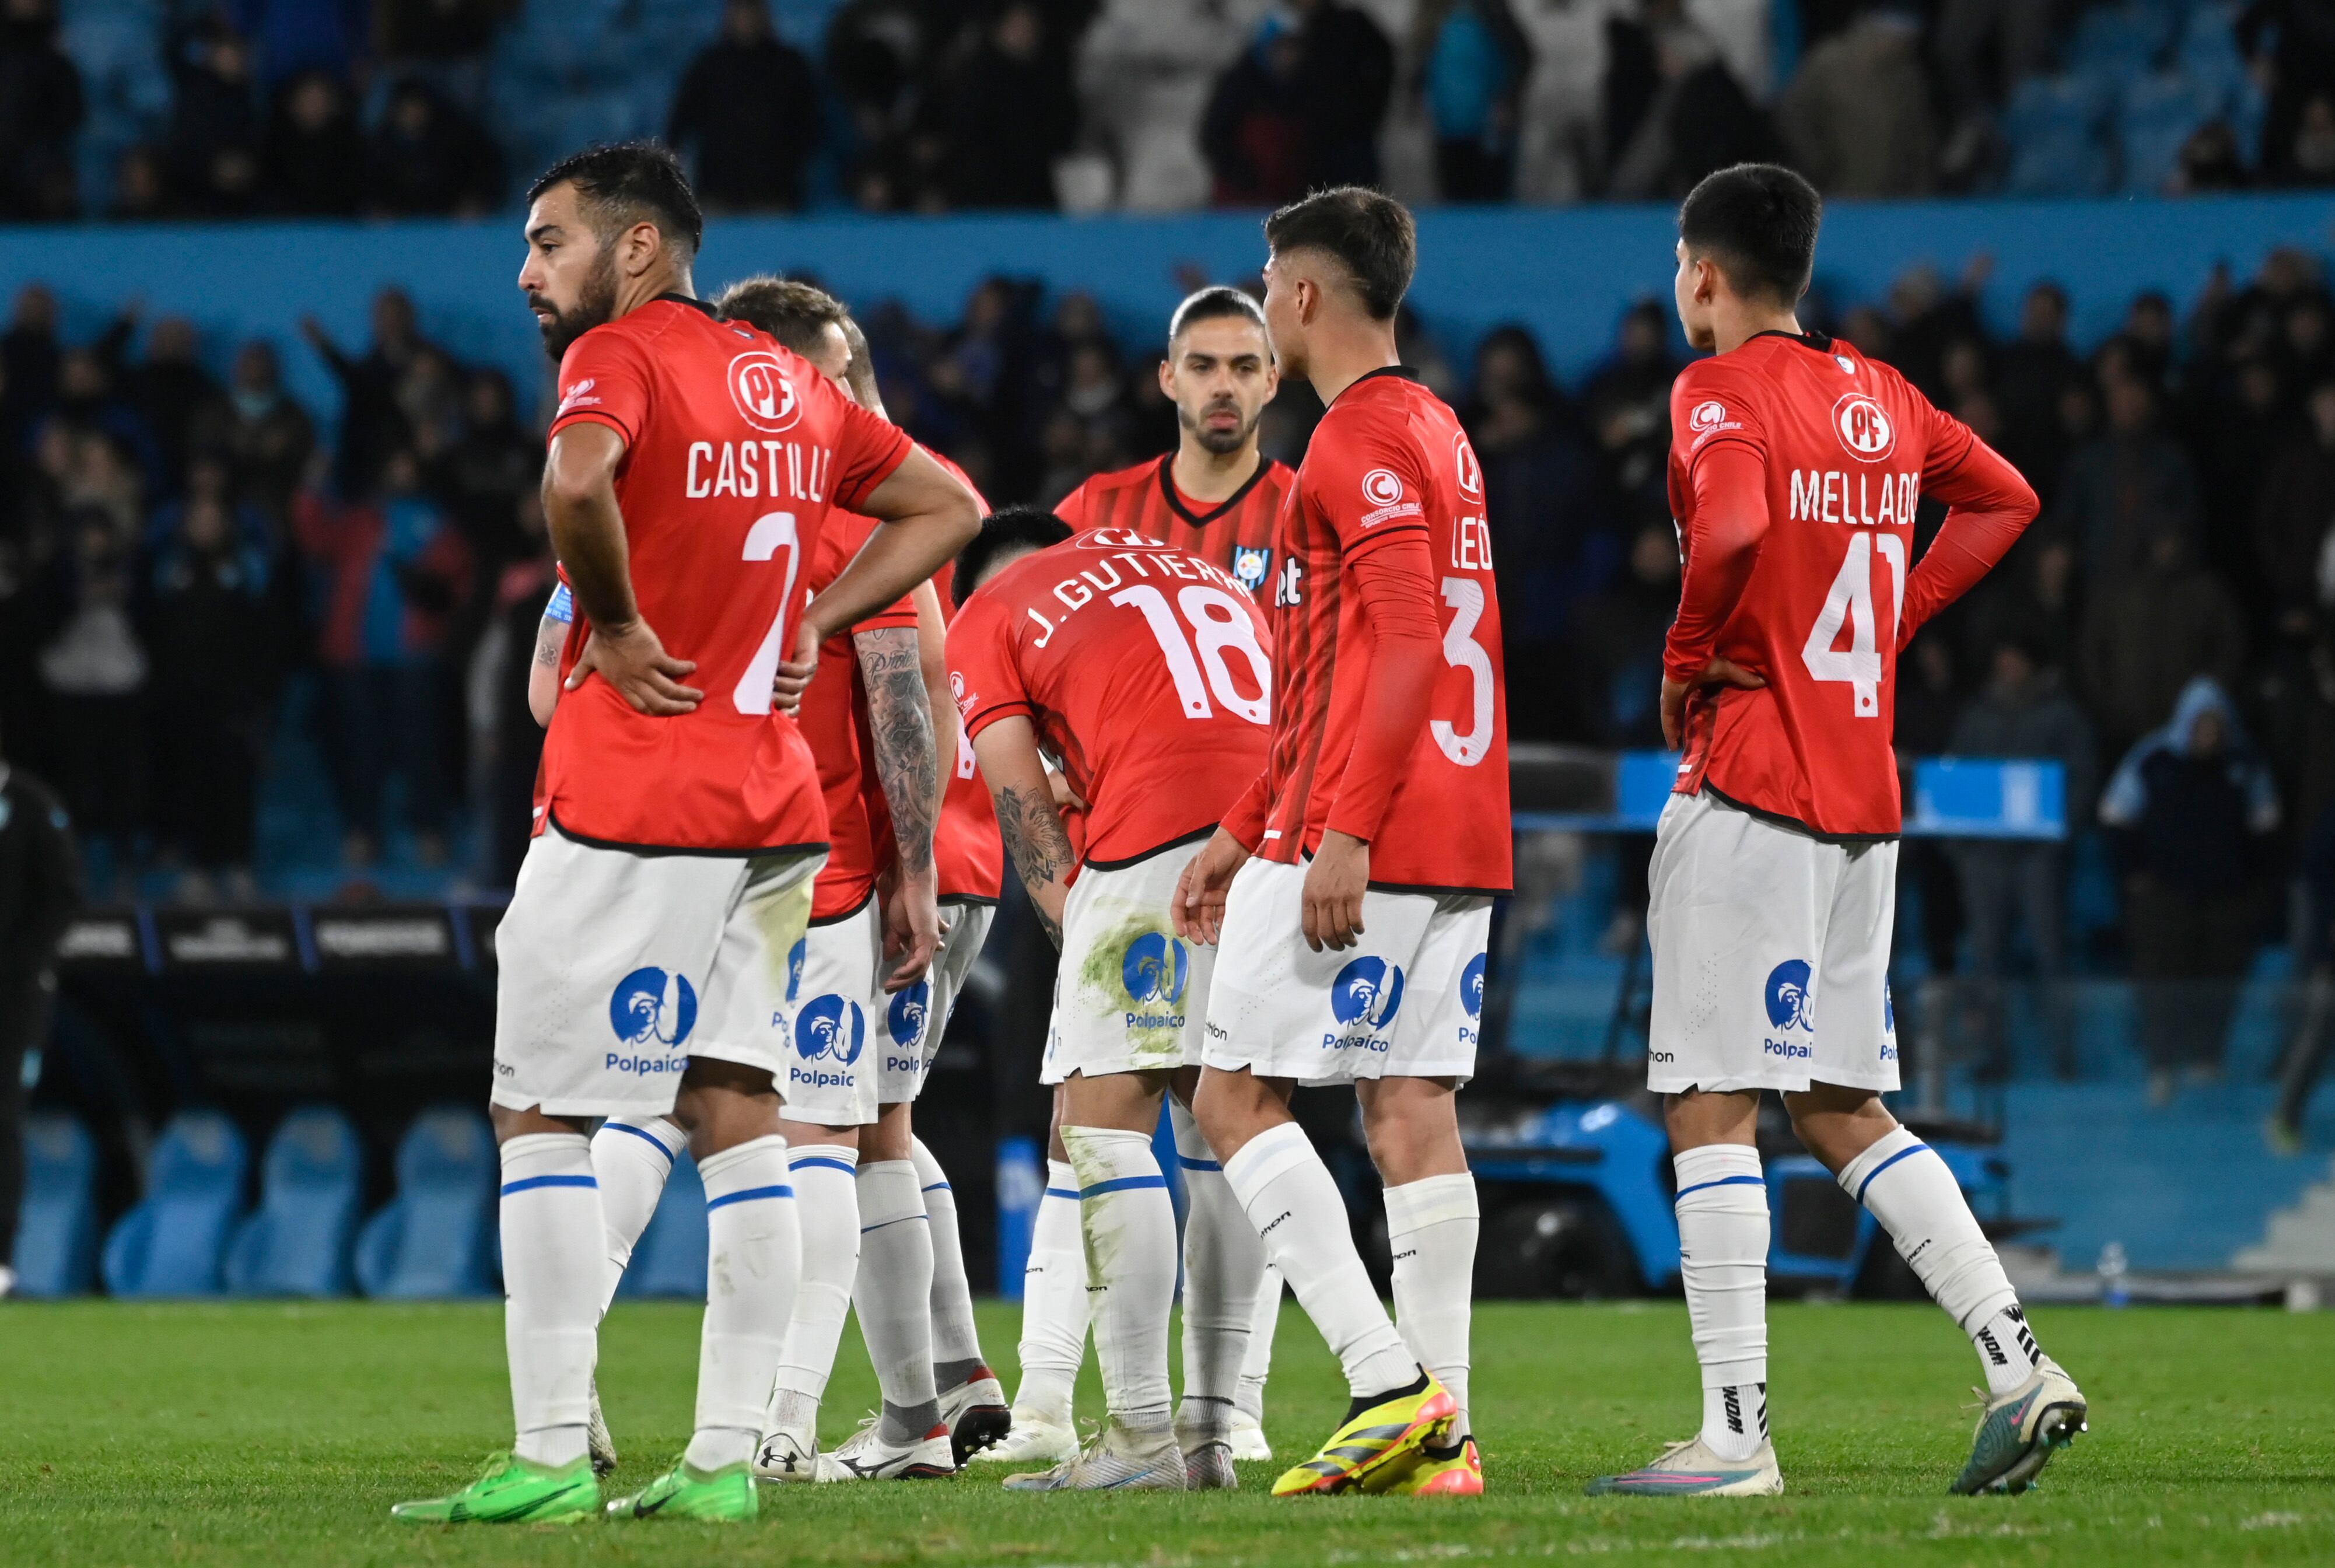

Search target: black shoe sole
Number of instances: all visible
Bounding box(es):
[951,1404,1011,1466]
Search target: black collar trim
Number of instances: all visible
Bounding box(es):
[656,293,717,318]
[1154,451,1273,529]
[1325,363,1422,413]
[1748,328,1836,352]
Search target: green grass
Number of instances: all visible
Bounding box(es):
[3,1298,2332,1566]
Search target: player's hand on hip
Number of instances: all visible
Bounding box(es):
[772,620,821,714]
[1172,827,1251,946]
[566,619,702,715]
[1658,657,1766,749]
[1301,830,1369,953]
[883,870,942,990]
[1048,769,1088,814]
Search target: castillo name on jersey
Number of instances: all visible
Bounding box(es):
[1053,451,1293,596]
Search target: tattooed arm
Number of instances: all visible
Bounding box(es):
[856,625,942,987]
[969,715,1074,950]
[527,611,566,729]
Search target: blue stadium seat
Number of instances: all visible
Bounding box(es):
[223,1106,363,1297]
[100,1110,248,1298]
[2119,72,2213,192]
[355,1107,498,1299]
[13,1115,99,1297]
[2067,1,2179,88]
[2003,75,2115,197]
[617,1152,708,1299]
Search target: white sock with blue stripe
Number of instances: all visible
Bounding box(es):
[768,1143,859,1441]
[591,1115,685,1314]
[1012,1158,1090,1424]
[1837,1126,2035,1396]
[499,1132,605,1469]
[687,1134,797,1470]
[1171,1099,1262,1444]
[1062,1125,1177,1429]
[912,1138,986,1382]
[1382,1172,1479,1444]
[1672,1143,1769,1462]
[853,1158,941,1444]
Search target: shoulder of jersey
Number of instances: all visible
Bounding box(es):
[1079,457,1164,499]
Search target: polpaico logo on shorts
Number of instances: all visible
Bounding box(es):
[794,994,866,1065]
[1122,933,1189,1006]
[1323,956,1404,1054]
[1881,984,1898,1063]
[610,967,696,1046]
[1763,959,1815,1060]
[1458,951,1487,1046]
[888,980,929,1048]
[786,937,807,1003]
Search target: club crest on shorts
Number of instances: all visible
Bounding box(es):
[786,937,806,1003]
[1330,956,1405,1029]
[888,980,930,1046]
[1461,953,1487,1019]
[609,966,696,1047]
[794,994,866,1064]
[1232,547,1270,594]
[1122,932,1189,1006]
[1765,959,1814,1032]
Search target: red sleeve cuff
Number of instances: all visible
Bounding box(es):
[548,408,635,447]
[961,699,1032,740]
[834,429,915,513]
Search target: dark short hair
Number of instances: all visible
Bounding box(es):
[1263,186,1416,321]
[1168,285,1267,347]
[955,505,1073,604]
[713,275,849,359]
[528,141,703,261]
[1677,163,1822,307]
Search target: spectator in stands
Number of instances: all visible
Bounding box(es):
[35,517,146,888]
[430,368,539,569]
[1290,0,1395,190]
[2292,94,2335,186]
[366,77,504,216]
[124,318,226,497]
[189,340,314,526]
[2081,522,2246,766]
[930,1,1079,209]
[166,12,262,217]
[1934,0,2057,140]
[234,0,367,91]
[54,348,160,499]
[1511,0,1608,202]
[2102,676,2281,1101]
[1993,282,2082,500]
[2261,383,2335,634]
[110,146,169,220]
[302,290,426,498]
[1570,520,1681,748]
[1201,19,1311,206]
[0,719,80,1301]
[1972,534,2081,680]
[2239,1,2335,187]
[143,487,270,903]
[668,0,822,212]
[1949,635,2098,1079]
[1896,634,1967,975]
[373,0,513,113]
[1582,299,1679,528]
[1777,2,1936,197]
[2172,120,2253,193]
[471,491,554,886]
[1413,0,1531,203]
[1605,0,1776,199]
[260,70,365,216]
[2056,372,2201,588]
[1074,0,1242,212]
[0,0,84,220]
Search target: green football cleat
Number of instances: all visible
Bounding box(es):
[1951,1357,2087,1495]
[605,1459,759,1522]
[390,1451,600,1524]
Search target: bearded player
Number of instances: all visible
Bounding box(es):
[989,285,1296,1471]
[1177,187,1507,1500]
[1587,164,2084,1499]
[393,144,979,1527]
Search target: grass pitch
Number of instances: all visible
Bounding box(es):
[3,1298,2332,1566]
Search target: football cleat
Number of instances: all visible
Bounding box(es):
[605,1460,758,1522]
[1002,1418,1188,1492]
[1585,1435,1783,1497]
[390,1451,600,1524]
[814,1413,956,1481]
[1270,1374,1456,1497]
[1383,1436,1483,1496]
[970,1406,1081,1465]
[586,1380,617,1478]
[1951,1357,2088,1496]
[751,1427,818,1484]
[939,1367,1013,1465]
[1230,1409,1273,1462]
[1184,1438,1239,1491]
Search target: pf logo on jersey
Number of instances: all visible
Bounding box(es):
[1454,431,1483,499]
[1232,547,1271,594]
[610,966,696,1046]
[1832,393,1895,462]
[794,994,866,1063]
[1764,959,1814,1032]
[1330,956,1406,1029]
[728,351,801,434]
[1122,932,1189,1005]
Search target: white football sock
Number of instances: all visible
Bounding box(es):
[687,1135,797,1471]
[1222,1121,1418,1401]
[913,1138,986,1383]
[1062,1125,1177,1429]
[1382,1172,1479,1441]
[854,1158,941,1443]
[1673,1143,1769,1462]
[1170,1100,1262,1442]
[768,1143,859,1440]
[1238,1265,1283,1424]
[591,1115,685,1314]
[1011,1159,1090,1423]
[1839,1126,2035,1396]
[499,1133,605,1468]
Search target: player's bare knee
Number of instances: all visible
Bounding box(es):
[489,1103,587,1144]
[1783,1082,1897,1173]
[1191,1065,1289,1158]
[862,1103,915,1161]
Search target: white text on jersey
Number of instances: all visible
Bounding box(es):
[1788,468,1920,529]
[684,439,835,505]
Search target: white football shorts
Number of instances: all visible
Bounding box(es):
[870,896,997,1104]
[781,894,891,1126]
[1042,841,1218,1084]
[1645,788,1900,1096]
[1200,858,1492,1086]
[491,823,821,1119]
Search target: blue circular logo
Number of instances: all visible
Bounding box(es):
[1329,956,1405,1028]
[610,966,696,1046]
[1883,984,1895,1034]
[794,994,866,1063]
[1122,933,1189,1005]
[888,980,930,1047]
[1764,960,1814,1032]
[1460,953,1487,1019]
[786,937,807,1003]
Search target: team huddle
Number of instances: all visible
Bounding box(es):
[394,144,2085,1525]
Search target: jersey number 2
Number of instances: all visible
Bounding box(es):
[733,511,804,715]
[1801,531,1906,717]
[1111,583,1271,726]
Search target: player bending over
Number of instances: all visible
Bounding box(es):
[1586,163,2084,1499]
[989,284,1294,1470]
[392,144,981,1527]
[1177,187,1508,1500]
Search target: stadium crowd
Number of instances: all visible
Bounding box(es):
[0,0,2330,222]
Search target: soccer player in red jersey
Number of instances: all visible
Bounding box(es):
[1586,166,2085,1500]
[948,506,1275,1491]
[1054,285,1293,591]
[395,146,979,1528]
[1176,188,1508,1499]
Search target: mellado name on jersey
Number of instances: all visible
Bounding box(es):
[1789,467,1921,530]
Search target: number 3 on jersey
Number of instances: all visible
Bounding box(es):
[1802,530,1906,716]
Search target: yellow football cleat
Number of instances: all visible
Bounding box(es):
[1270,1374,1456,1497]
[1380,1435,1482,1496]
